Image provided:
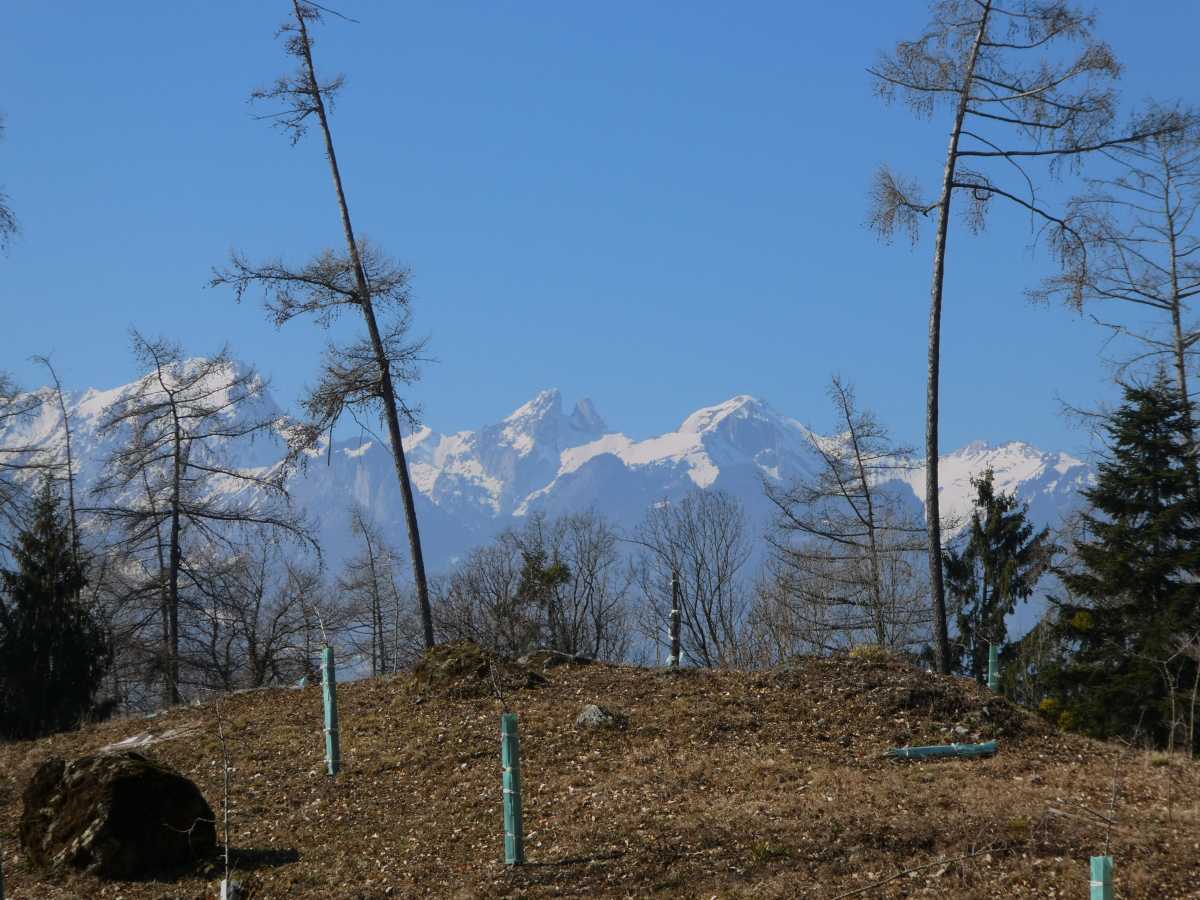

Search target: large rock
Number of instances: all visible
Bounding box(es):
[19,750,216,879]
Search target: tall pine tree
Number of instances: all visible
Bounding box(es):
[944,469,1054,683]
[1049,375,1200,748]
[0,475,110,739]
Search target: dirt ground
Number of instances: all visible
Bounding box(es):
[1,646,1198,898]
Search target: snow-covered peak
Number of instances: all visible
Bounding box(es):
[492,388,607,458]
[954,439,993,457]
[503,388,562,425]
[679,394,771,434]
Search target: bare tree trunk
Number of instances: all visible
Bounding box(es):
[842,392,886,644]
[292,1,434,649]
[925,2,991,675]
[38,358,79,565]
[1189,649,1198,755]
[167,433,183,704]
[141,470,175,709]
[152,351,186,707]
[1164,181,1200,497]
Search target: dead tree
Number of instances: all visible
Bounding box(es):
[868,0,1172,673]
[90,332,313,706]
[1033,108,1200,490]
[763,376,928,652]
[211,0,435,650]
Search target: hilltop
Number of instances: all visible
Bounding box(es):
[0,649,1196,898]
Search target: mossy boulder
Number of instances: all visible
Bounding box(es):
[518,648,595,670]
[19,750,216,879]
[413,641,547,697]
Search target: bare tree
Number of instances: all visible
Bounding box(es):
[212,0,435,651]
[32,356,80,565]
[868,0,1172,673]
[0,112,17,250]
[512,511,632,660]
[436,538,532,658]
[0,374,43,544]
[188,538,319,690]
[90,332,313,706]
[435,511,632,661]
[338,506,421,675]
[85,545,168,713]
[632,489,754,668]
[1033,108,1200,489]
[763,377,929,653]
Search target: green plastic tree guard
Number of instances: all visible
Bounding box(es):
[322,645,341,777]
[501,712,525,865]
[987,643,1000,691]
[1090,856,1113,900]
[886,740,998,760]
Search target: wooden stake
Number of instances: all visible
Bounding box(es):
[667,571,682,668]
[987,642,999,692]
[501,712,525,865]
[1090,856,1113,900]
[322,645,341,777]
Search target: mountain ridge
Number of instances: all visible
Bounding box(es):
[0,373,1094,574]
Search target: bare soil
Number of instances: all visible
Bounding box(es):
[1,647,1197,898]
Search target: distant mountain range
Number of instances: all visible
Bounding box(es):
[0,371,1095,597]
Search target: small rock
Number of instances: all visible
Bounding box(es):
[575,704,628,730]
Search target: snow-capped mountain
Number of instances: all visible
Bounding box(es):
[0,373,1094,575]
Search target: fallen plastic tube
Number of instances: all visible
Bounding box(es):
[887,740,998,760]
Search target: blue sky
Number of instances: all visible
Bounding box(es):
[2,1,1197,455]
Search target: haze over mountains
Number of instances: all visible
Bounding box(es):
[0,366,1095,588]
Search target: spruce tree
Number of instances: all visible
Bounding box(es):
[1049,375,1200,747]
[0,475,110,739]
[944,469,1054,683]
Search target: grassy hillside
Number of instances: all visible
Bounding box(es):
[1,647,1197,898]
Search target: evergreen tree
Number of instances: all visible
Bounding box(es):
[944,469,1054,683]
[0,475,110,739]
[1049,375,1200,747]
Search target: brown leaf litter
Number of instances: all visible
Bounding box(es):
[1,646,1197,898]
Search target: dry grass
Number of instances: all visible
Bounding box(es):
[1,650,1198,898]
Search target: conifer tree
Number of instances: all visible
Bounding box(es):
[1049,375,1200,747]
[0,475,109,739]
[868,1,1175,673]
[943,469,1054,682]
[212,0,436,651]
